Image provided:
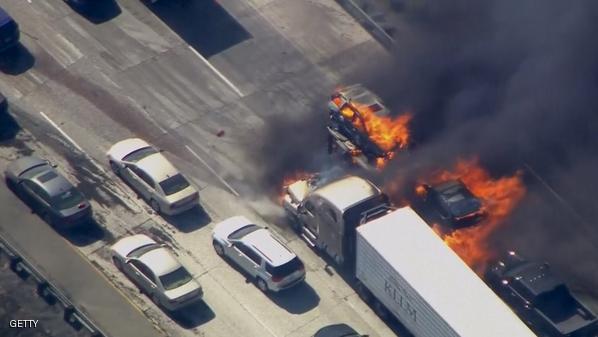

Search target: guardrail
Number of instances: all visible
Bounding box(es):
[335,0,396,50]
[0,233,108,337]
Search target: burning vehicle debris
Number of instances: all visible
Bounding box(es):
[327,84,412,169]
[415,179,487,233]
[282,174,391,265]
[410,158,526,274]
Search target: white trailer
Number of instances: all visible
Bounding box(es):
[355,207,537,337]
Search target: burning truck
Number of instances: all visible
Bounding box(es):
[281,175,536,337]
[327,84,412,169]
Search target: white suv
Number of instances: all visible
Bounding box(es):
[212,216,306,292]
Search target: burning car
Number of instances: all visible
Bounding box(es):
[327,84,411,169]
[486,251,598,337]
[416,179,487,232]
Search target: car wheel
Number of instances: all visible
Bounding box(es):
[151,293,161,307]
[150,199,161,214]
[212,240,225,256]
[256,278,268,293]
[109,161,120,175]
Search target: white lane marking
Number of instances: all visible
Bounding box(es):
[39,111,142,212]
[185,145,240,197]
[39,111,83,152]
[187,45,244,97]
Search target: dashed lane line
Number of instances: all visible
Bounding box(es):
[185,144,240,197]
[187,45,245,98]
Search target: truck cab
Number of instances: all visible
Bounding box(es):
[283,175,391,266]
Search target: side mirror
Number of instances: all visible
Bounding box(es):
[45,160,58,168]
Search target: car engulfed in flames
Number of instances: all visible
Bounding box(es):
[327,84,412,170]
[413,158,526,274]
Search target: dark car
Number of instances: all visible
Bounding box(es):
[418,179,486,231]
[0,92,7,113]
[314,324,366,337]
[486,251,598,337]
[4,156,92,227]
[0,7,19,53]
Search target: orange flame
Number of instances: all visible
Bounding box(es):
[422,158,526,274]
[340,103,413,153]
[279,171,315,203]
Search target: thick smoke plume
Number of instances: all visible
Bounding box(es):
[256,1,598,290]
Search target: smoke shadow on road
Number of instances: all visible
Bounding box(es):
[0,44,35,76]
[0,111,20,142]
[167,300,215,329]
[266,281,320,314]
[65,0,122,24]
[143,0,252,57]
[163,205,212,233]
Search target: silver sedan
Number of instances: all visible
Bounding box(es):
[107,138,199,216]
[111,234,203,311]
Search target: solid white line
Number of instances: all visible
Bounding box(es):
[39,111,83,152]
[187,46,244,97]
[185,145,240,197]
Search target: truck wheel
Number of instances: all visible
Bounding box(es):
[256,278,269,293]
[284,211,301,232]
[356,282,372,303]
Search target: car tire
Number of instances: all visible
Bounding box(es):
[212,240,225,257]
[109,161,120,175]
[150,199,161,214]
[151,293,161,307]
[256,278,268,293]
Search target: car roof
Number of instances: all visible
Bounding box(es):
[8,156,49,178]
[241,229,295,266]
[136,153,180,183]
[138,247,182,277]
[32,170,75,197]
[339,84,388,115]
[509,262,563,296]
[314,176,381,211]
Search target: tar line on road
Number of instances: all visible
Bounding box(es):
[185,144,240,197]
[187,45,244,97]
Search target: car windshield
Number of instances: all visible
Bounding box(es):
[446,196,482,218]
[227,224,261,240]
[159,174,191,196]
[52,188,85,210]
[127,243,161,258]
[266,257,303,278]
[534,285,579,322]
[159,267,193,290]
[122,146,158,163]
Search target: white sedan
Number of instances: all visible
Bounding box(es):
[107,138,199,215]
[111,234,203,311]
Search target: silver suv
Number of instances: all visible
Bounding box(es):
[212,216,306,292]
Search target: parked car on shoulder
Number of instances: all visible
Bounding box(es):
[107,138,199,215]
[4,156,92,227]
[111,234,203,311]
[486,251,598,337]
[314,324,366,337]
[212,216,306,293]
[0,7,19,53]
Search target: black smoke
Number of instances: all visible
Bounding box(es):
[254,0,598,290]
